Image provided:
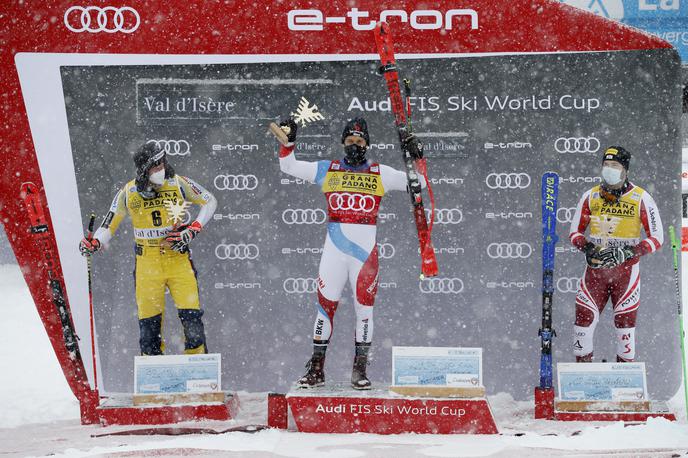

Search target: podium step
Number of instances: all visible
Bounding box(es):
[287,382,498,434]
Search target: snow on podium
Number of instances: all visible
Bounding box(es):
[0,0,683,434]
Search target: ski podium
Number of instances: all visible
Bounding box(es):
[534,174,676,423]
[277,346,497,434]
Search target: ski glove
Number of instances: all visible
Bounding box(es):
[165,221,202,253]
[79,237,101,257]
[279,118,298,143]
[403,134,424,160]
[597,245,636,269]
[583,242,604,269]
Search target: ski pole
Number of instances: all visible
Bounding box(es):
[669,226,688,416]
[86,213,98,391]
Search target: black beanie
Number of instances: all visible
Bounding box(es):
[341,118,370,145]
[602,146,631,170]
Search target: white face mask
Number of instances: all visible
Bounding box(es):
[601,166,623,186]
[149,169,166,185]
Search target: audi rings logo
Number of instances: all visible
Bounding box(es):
[486,243,533,259]
[328,193,375,212]
[557,207,577,224]
[214,243,259,260]
[377,243,395,259]
[554,137,600,154]
[485,173,531,189]
[282,209,327,225]
[64,6,140,33]
[557,277,580,294]
[419,277,464,294]
[283,277,318,294]
[427,208,463,225]
[146,139,191,156]
[214,174,258,191]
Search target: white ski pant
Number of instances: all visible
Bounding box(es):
[312,223,379,346]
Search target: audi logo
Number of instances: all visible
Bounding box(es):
[64,6,140,33]
[328,193,375,212]
[426,208,463,225]
[554,137,600,154]
[557,277,581,294]
[283,277,318,294]
[419,277,464,294]
[557,207,577,224]
[486,243,533,259]
[377,243,395,259]
[214,243,259,260]
[214,174,258,191]
[146,139,191,156]
[485,173,531,189]
[282,209,327,225]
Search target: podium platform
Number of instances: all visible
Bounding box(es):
[534,387,676,422]
[285,383,498,434]
[96,392,239,426]
[553,400,676,422]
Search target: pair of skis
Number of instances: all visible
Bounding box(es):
[374,22,438,278]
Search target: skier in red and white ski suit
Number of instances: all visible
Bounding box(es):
[569,146,663,362]
[276,117,425,389]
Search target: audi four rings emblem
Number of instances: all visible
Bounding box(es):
[377,243,395,259]
[485,173,531,189]
[557,207,577,224]
[147,140,191,156]
[282,209,327,225]
[554,137,600,153]
[328,193,375,212]
[427,208,463,225]
[419,277,464,294]
[557,277,580,293]
[215,244,259,260]
[214,174,259,191]
[283,278,318,294]
[64,6,140,33]
[486,243,533,259]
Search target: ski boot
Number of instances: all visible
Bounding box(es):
[351,343,372,390]
[297,352,325,388]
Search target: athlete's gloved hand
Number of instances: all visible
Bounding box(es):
[598,245,636,269]
[403,134,424,160]
[583,242,604,269]
[79,237,101,257]
[165,221,202,252]
[279,118,298,144]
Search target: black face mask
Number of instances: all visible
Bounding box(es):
[344,144,367,166]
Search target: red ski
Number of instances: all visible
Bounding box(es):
[374,21,438,278]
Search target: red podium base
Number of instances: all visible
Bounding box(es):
[287,383,498,434]
[96,392,239,426]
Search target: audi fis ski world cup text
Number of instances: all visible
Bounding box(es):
[347,95,601,113]
[314,403,467,417]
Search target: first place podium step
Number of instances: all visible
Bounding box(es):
[283,383,498,434]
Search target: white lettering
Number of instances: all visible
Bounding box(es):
[287,8,479,31]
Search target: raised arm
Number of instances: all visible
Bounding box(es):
[276,118,330,185]
[379,164,426,192]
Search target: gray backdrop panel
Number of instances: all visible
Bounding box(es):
[61,50,682,399]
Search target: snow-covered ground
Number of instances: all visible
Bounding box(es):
[2,262,688,457]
